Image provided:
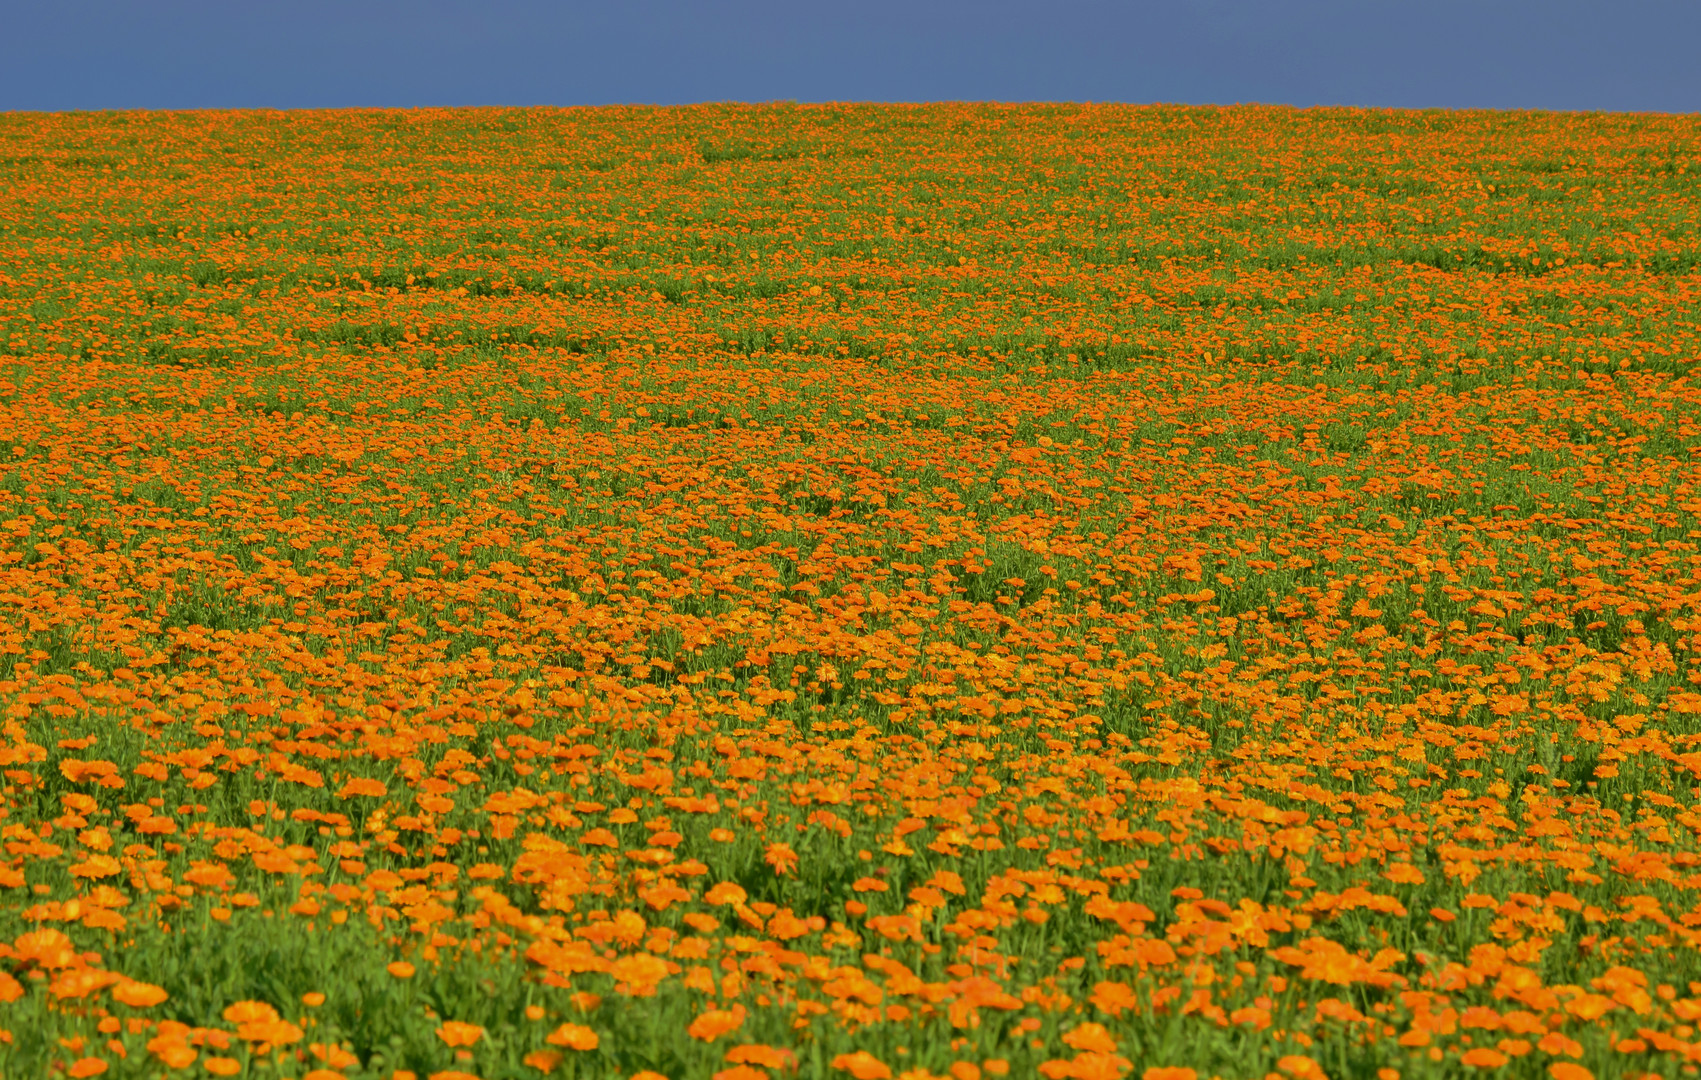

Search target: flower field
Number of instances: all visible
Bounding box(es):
[1,103,1700,1080]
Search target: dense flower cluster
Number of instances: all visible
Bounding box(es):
[0,103,1699,1079]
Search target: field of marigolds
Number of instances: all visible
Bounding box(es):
[0,103,1699,1080]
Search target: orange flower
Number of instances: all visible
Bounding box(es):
[67,1059,108,1078]
[609,953,670,995]
[1276,1057,1326,1080]
[688,1005,747,1042]
[866,914,923,942]
[764,842,799,876]
[704,882,748,906]
[155,1043,198,1070]
[833,1051,893,1080]
[1130,939,1176,968]
[51,969,120,1001]
[68,855,121,880]
[1563,994,1613,1020]
[726,1045,793,1069]
[1062,1024,1118,1054]
[239,1019,305,1047]
[146,1024,196,1069]
[223,1001,279,1025]
[310,1042,360,1069]
[436,1021,484,1048]
[1383,863,1425,885]
[1043,1054,1129,1080]
[111,981,168,1008]
[387,961,416,979]
[1548,1066,1594,1080]
[1090,982,1137,1017]
[60,759,122,786]
[545,1023,599,1051]
[14,929,78,969]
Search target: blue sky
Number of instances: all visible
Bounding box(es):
[4,0,1697,112]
